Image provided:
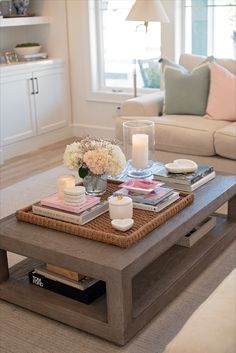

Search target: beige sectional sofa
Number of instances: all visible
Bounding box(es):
[115,54,236,174]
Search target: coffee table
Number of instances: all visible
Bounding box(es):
[0,174,235,345]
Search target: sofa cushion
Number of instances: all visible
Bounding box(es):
[160,58,211,116]
[155,115,228,156]
[206,62,236,121]
[179,53,236,75]
[214,123,236,160]
[163,269,236,353]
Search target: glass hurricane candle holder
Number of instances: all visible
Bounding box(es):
[123,120,155,178]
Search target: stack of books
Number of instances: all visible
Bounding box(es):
[153,165,215,192]
[32,192,109,225]
[29,263,106,304]
[115,179,180,212]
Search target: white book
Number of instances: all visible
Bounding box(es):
[161,172,216,192]
[32,201,108,225]
[33,265,98,291]
[133,192,180,212]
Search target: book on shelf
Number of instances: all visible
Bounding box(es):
[176,216,216,248]
[40,193,100,214]
[160,171,216,192]
[46,264,84,281]
[153,164,214,185]
[28,270,106,304]
[118,186,174,206]
[133,191,180,212]
[32,200,109,225]
[32,265,98,290]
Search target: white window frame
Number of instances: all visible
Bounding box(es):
[182,0,236,58]
[87,0,161,103]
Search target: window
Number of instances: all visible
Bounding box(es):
[184,0,236,58]
[92,0,162,93]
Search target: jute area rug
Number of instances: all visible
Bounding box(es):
[0,166,235,353]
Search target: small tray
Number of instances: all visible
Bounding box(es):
[16,183,194,248]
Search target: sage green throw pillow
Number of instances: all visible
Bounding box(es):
[160,58,212,116]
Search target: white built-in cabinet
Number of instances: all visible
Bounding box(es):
[0,61,67,146]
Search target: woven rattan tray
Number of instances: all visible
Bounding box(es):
[16,183,194,248]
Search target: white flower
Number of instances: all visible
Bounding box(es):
[63,142,82,170]
[107,145,126,176]
[63,139,126,176]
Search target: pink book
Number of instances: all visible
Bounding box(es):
[40,193,100,214]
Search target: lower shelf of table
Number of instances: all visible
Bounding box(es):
[0,215,235,345]
[132,215,236,319]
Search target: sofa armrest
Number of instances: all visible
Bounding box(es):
[121,91,164,117]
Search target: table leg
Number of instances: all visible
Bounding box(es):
[106,271,132,345]
[0,249,9,283]
[228,195,236,220]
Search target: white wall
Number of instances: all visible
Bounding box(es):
[66,0,118,139]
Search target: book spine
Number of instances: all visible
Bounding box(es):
[40,200,99,214]
[189,166,214,185]
[33,202,109,225]
[28,271,106,304]
[32,205,82,224]
[133,202,160,212]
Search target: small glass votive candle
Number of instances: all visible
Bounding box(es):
[57,175,75,199]
[109,195,133,220]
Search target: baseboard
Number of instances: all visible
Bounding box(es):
[72,124,115,139]
[2,126,73,162]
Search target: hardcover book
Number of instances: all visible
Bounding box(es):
[32,200,109,225]
[160,172,216,192]
[153,165,214,185]
[117,187,174,205]
[33,265,98,290]
[46,264,84,281]
[40,193,100,214]
[28,271,106,304]
[133,192,180,212]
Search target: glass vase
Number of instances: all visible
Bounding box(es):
[82,171,107,196]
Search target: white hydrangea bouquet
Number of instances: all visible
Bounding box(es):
[63,137,126,179]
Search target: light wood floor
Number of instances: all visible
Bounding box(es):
[0,137,75,189]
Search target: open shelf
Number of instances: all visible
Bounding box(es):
[0,258,107,324]
[0,16,52,27]
[132,216,235,319]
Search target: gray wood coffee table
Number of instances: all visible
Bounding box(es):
[0,174,235,345]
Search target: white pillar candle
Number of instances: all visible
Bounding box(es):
[57,175,75,200]
[132,134,149,169]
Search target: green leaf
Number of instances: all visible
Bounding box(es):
[79,166,88,179]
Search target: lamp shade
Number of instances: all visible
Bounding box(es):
[126,0,169,23]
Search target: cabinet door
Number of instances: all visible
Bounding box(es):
[0,72,36,145]
[33,66,67,135]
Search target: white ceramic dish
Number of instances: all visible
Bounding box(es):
[165,159,198,173]
[111,219,134,232]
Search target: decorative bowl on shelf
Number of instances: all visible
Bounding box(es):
[14,44,41,56]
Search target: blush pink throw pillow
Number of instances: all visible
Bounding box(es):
[206,62,236,121]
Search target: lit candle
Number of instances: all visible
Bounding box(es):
[132,134,149,169]
[57,175,75,199]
